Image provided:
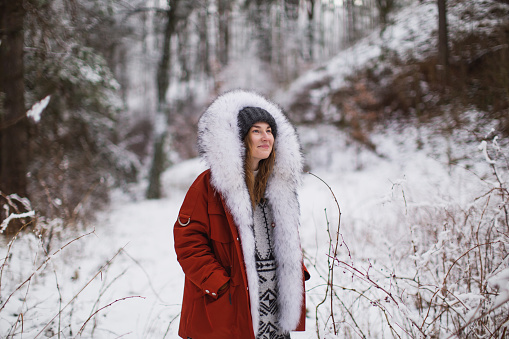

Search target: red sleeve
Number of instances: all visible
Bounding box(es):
[173,175,230,299]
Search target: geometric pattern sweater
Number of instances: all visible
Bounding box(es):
[253,199,291,339]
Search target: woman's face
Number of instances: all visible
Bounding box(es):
[247,121,274,168]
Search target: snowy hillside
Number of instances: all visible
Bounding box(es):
[277,0,509,125]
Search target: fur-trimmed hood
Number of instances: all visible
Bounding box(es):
[197,90,304,333]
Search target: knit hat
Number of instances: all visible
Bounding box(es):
[237,106,278,140]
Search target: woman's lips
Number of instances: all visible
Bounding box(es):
[258,144,270,149]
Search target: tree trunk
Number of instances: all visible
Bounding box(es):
[149,1,178,200]
[251,2,272,64]
[217,0,230,66]
[306,0,315,61]
[0,0,28,197]
[156,1,178,110]
[376,0,396,29]
[307,0,315,21]
[177,23,191,83]
[345,0,357,44]
[148,0,197,200]
[284,0,299,21]
[437,0,449,85]
[0,0,28,233]
[197,6,211,75]
[146,130,166,199]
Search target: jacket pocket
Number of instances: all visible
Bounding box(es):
[208,202,233,276]
[208,201,232,243]
[189,284,236,337]
[204,283,236,330]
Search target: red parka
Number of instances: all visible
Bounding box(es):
[173,90,308,339]
[174,170,309,339]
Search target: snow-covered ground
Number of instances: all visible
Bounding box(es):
[2,0,509,337]
[2,117,506,338]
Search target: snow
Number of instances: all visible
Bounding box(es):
[0,211,36,233]
[478,140,496,164]
[26,95,51,123]
[277,1,439,107]
[489,268,509,309]
[3,114,506,337]
[277,0,509,108]
[2,0,509,338]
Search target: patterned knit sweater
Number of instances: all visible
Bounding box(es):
[253,199,291,339]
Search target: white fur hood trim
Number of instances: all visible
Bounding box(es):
[197,90,304,333]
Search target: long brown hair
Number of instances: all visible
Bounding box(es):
[244,134,276,207]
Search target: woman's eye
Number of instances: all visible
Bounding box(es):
[267,130,272,134]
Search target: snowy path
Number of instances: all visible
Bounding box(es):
[87,157,333,338]
[84,130,421,338]
[89,197,185,338]
[84,127,445,338]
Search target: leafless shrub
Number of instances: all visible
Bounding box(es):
[0,192,35,235]
[311,135,509,338]
[390,137,509,338]
[0,218,135,338]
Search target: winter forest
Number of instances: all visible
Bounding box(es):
[1,0,509,337]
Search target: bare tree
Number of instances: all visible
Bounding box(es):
[345,0,358,44]
[0,0,29,231]
[284,0,299,20]
[306,0,315,61]
[376,0,396,29]
[147,0,196,199]
[156,1,181,109]
[197,4,211,75]
[307,0,315,21]
[249,1,273,64]
[217,0,231,66]
[437,0,449,85]
[147,1,179,200]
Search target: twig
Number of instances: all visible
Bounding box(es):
[77,296,146,336]
[37,230,65,339]
[162,313,181,338]
[0,228,95,313]
[314,209,332,339]
[121,248,168,303]
[330,257,399,305]
[0,220,34,298]
[89,266,129,336]
[34,245,126,338]
[307,171,342,335]
[70,180,101,225]
[446,294,509,338]
[332,288,366,339]
[442,241,500,285]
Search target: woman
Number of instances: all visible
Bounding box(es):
[173,90,309,339]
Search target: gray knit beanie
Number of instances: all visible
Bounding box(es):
[237,106,278,140]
